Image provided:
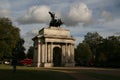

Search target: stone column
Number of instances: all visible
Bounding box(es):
[62,45,65,66]
[33,41,38,66]
[50,42,53,62]
[47,44,50,62]
[44,42,47,63]
[70,44,73,62]
[42,43,45,63]
[44,43,53,67]
[68,44,70,57]
[65,43,68,63]
[37,40,41,67]
[68,44,71,63]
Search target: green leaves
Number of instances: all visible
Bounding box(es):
[0,18,20,59]
[75,32,120,67]
[27,46,34,59]
[75,43,92,66]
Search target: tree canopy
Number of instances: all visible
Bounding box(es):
[27,46,34,59]
[75,32,120,67]
[75,43,92,66]
[0,18,20,59]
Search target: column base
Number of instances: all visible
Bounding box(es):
[64,63,75,67]
[43,63,53,67]
[33,62,53,67]
[32,62,41,67]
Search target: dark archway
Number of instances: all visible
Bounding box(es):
[53,47,62,67]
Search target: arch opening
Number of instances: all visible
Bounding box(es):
[53,47,62,67]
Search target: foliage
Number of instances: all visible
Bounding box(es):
[75,43,92,66]
[97,36,120,67]
[0,17,26,63]
[27,46,34,59]
[83,32,103,47]
[75,32,120,67]
[0,18,20,60]
[83,32,103,65]
[13,38,26,60]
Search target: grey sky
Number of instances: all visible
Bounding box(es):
[0,0,120,51]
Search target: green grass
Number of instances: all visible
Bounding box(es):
[0,65,75,80]
[47,67,120,80]
[1,65,120,80]
[77,71,120,80]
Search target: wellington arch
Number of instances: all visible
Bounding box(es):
[32,11,75,67]
[32,26,75,67]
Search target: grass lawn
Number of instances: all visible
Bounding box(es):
[0,64,75,80]
[0,65,120,80]
[47,67,120,80]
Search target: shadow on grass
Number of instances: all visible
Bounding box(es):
[0,69,75,80]
[47,68,120,80]
[79,72,120,80]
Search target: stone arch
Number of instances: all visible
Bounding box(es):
[52,44,61,49]
[32,27,75,67]
[53,47,62,67]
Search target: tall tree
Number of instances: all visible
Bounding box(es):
[75,43,92,66]
[83,32,103,48]
[83,32,103,65]
[0,18,20,61]
[27,46,34,59]
[13,38,26,60]
[98,36,120,67]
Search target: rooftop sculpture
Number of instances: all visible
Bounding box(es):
[49,11,63,27]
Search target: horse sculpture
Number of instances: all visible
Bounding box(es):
[49,11,63,27]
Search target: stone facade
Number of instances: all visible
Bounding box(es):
[32,27,75,67]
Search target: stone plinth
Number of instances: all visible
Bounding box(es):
[39,27,70,37]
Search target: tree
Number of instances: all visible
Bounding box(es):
[75,43,92,66]
[75,32,120,67]
[0,18,20,61]
[14,38,26,60]
[83,32,103,48]
[83,32,103,65]
[98,36,120,67]
[87,35,120,67]
[27,46,34,59]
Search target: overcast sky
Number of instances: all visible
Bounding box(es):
[0,0,120,51]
